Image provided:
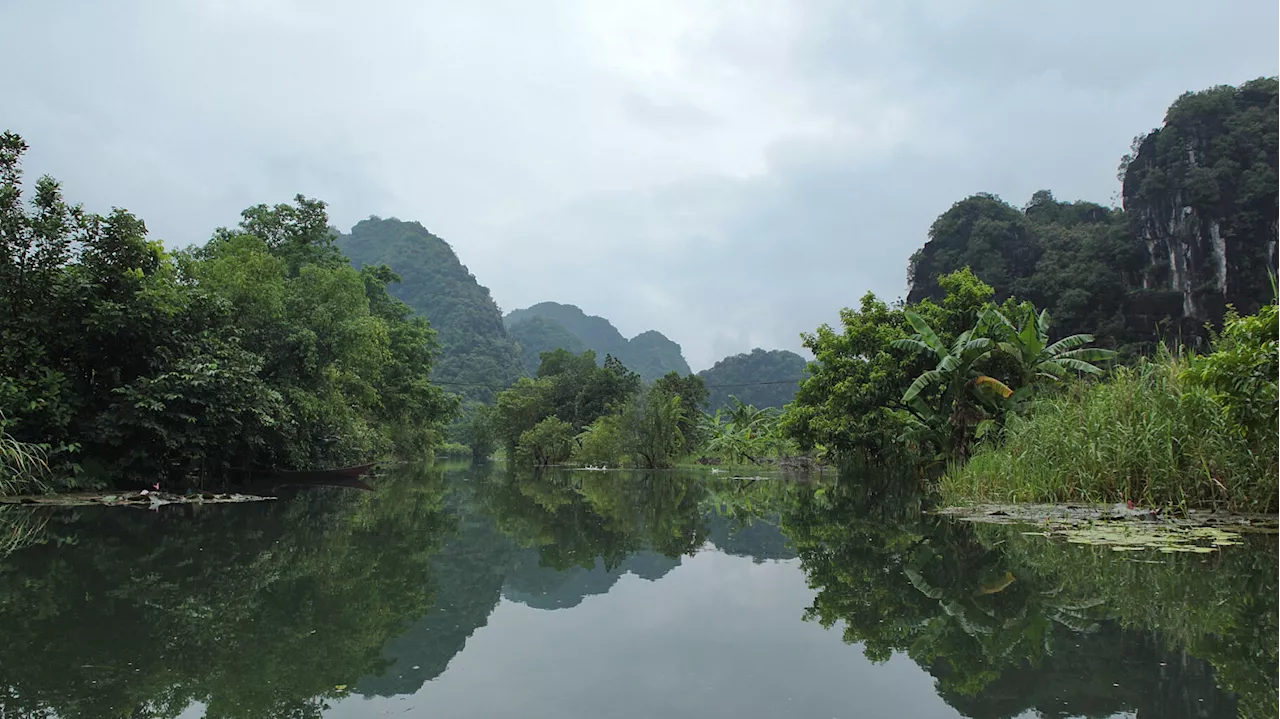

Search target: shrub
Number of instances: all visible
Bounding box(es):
[572,414,626,467]
[517,417,575,466]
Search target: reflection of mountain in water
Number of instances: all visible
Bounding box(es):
[356,510,518,697]
[356,479,801,698]
[502,550,682,610]
[704,512,795,563]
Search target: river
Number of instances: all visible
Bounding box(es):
[0,462,1274,718]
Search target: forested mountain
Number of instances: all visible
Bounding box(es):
[907,78,1278,351]
[907,192,1144,347]
[504,302,691,381]
[507,316,588,375]
[1122,77,1278,324]
[697,349,808,410]
[337,217,523,401]
[626,330,691,382]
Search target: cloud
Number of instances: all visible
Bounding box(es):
[2,0,1276,369]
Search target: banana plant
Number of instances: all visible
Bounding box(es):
[984,304,1116,391]
[891,310,1004,458]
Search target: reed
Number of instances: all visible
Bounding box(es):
[941,354,1278,513]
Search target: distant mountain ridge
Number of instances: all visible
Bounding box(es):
[504,301,691,381]
[336,219,802,399]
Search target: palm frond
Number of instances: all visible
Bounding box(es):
[891,338,937,357]
[903,310,949,356]
[1036,308,1052,345]
[902,369,945,402]
[1057,347,1117,362]
[1043,333,1096,356]
[1052,357,1106,375]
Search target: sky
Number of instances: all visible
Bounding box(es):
[2,1,1277,371]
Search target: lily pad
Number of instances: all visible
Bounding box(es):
[937,502,1253,554]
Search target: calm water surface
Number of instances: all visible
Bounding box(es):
[0,462,1274,718]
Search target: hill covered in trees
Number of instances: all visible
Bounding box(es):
[697,349,808,410]
[506,316,588,375]
[504,302,690,381]
[907,78,1278,352]
[337,217,523,401]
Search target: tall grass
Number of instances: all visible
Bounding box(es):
[0,412,52,496]
[941,354,1278,513]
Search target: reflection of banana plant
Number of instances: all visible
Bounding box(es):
[901,551,1115,680]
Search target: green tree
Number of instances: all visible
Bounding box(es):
[653,371,709,449]
[619,387,686,469]
[1183,301,1279,440]
[518,417,575,466]
[783,269,997,464]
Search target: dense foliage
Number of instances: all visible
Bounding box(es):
[337,217,523,403]
[507,315,588,375]
[486,345,806,469]
[0,134,454,488]
[947,302,1279,512]
[696,348,807,410]
[782,269,1073,463]
[490,349,641,463]
[907,191,1146,350]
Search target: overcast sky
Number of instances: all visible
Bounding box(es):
[3,1,1276,370]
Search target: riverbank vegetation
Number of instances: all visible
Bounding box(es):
[944,303,1278,512]
[0,132,455,492]
[781,79,1278,513]
[485,346,801,469]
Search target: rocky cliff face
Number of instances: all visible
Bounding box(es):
[1121,78,1278,331]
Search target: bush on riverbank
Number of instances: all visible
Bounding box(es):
[942,344,1278,513]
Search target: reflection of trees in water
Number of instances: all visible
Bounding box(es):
[0,463,454,718]
[782,476,1275,718]
[1,463,1272,718]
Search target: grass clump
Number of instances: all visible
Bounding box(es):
[1,412,52,496]
[941,354,1278,513]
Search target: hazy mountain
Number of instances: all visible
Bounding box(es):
[506,316,589,375]
[697,348,808,410]
[505,301,690,381]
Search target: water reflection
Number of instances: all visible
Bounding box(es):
[0,463,1273,718]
